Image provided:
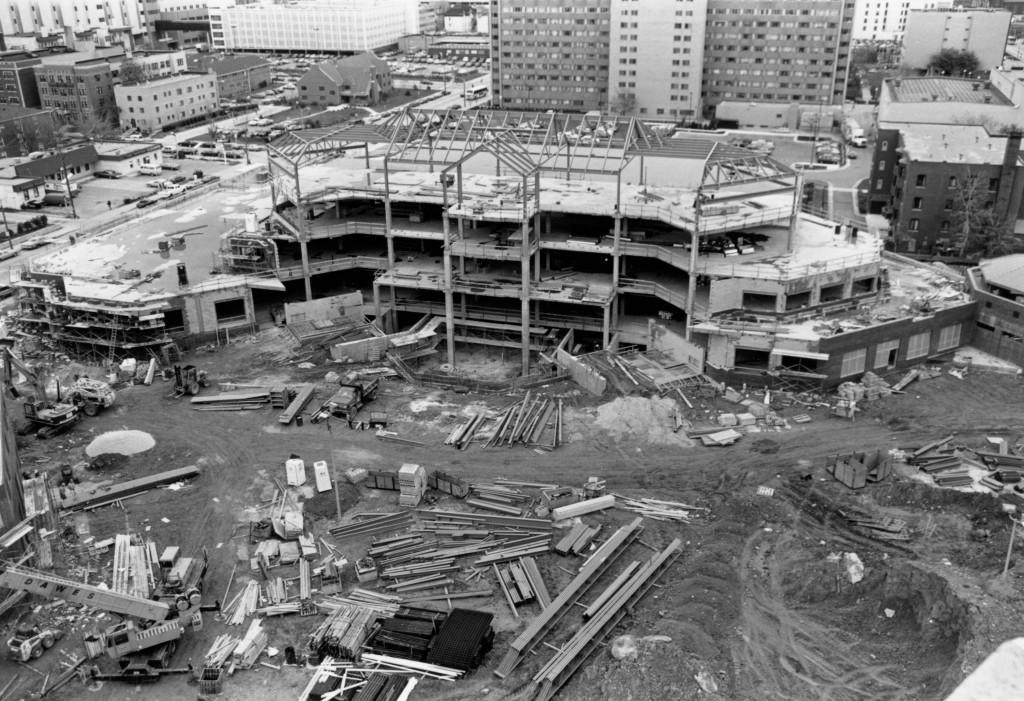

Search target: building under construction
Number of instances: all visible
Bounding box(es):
[11,107,977,385]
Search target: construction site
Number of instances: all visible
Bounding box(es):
[0,107,1022,701]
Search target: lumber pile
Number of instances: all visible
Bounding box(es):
[494,518,644,678]
[398,463,427,507]
[307,602,387,660]
[485,393,563,451]
[554,523,600,555]
[222,580,259,625]
[843,513,910,541]
[60,465,201,512]
[329,511,413,541]
[444,413,488,450]
[365,607,446,660]
[494,557,550,611]
[825,449,894,489]
[550,495,614,521]
[528,539,682,700]
[111,535,152,600]
[233,619,268,670]
[612,495,705,522]
[906,435,977,488]
[465,483,531,516]
[278,384,315,425]
[204,633,240,670]
[428,471,469,499]
[190,391,270,411]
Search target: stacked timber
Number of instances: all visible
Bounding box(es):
[612,494,707,522]
[191,391,270,411]
[307,603,387,660]
[550,495,614,521]
[444,413,488,450]
[485,393,563,451]
[222,580,260,625]
[428,471,469,499]
[233,619,268,669]
[494,557,550,610]
[279,385,315,425]
[554,523,600,556]
[906,435,976,488]
[466,483,531,516]
[203,633,239,669]
[527,540,682,701]
[329,511,413,541]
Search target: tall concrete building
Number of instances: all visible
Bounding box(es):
[0,0,148,43]
[607,0,707,120]
[851,0,952,42]
[489,0,611,112]
[701,0,854,112]
[209,0,408,53]
[902,8,1011,74]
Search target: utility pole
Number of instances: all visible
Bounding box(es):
[1003,515,1021,577]
[331,450,342,521]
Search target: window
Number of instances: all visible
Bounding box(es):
[915,174,926,187]
[878,160,885,172]
[944,198,953,211]
[989,178,1000,191]
[874,340,900,369]
[906,331,930,359]
[937,323,961,351]
[908,218,919,231]
[214,298,246,322]
[912,197,922,210]
[840,349,866,377]
[876,178,883,189]
[948,176,957,188]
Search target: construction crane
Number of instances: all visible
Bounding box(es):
[0,554,214,679]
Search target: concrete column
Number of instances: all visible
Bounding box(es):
[442,211,456,368]
[520,215,531,376]
[383,165,397,331]
[602,304,611,349]
[372,283,382,329]
[299,240,312,301]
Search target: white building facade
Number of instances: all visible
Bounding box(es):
[209,0,408,52]
[608,0,707,120]
[114,72,218,132]
[851,0,952,42]
[0,0,148,40]
[902,8,1011,72]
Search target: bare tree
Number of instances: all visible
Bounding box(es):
[949,168,1016,258]
[609,92,637,116]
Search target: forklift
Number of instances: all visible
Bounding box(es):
[171,365,209,397]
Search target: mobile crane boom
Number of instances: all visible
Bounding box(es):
[0,563,172,620]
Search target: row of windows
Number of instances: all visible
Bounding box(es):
[839,324,962,377]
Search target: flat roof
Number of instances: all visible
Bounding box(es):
[29,183,270,297]
[979,254,1024,296]
[885,77,1011,105]
[900,124,1016,165]
[93,140,161,158]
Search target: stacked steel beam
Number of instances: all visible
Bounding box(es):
[485,393,563,450]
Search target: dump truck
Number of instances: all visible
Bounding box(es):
[68,376,116,417]
[842,118,867,147]
[314,377,380,423]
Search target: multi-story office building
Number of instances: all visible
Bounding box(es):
[607,0,707,120]
[110,49,188,83]
[851,0,952,42]
[186,53,271,101]
[208,0,408,53]
[0,50,59,107]
[490,0,611,112]
[35,47,125,125]
[701,0,854,111]
[141,0,212,48]
[902,8,1011,73]
[113,71,218,132]
[0,0,148,41]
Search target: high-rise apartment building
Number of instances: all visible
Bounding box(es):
[902,8,1011,73]
[607,0,707,120]
[0,0,148,41]
[851,0,952,42]
[490,0,611,112]
[209,0,408,53]
[701,0,854,111]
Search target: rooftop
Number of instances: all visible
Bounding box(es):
[0,104,53,121]
[899,124,1019,165]
[305,53,390,89]
[37,46,124,66]
[115,72,213,87]
[186,53,271,76]
[885,77,1011,105]
[979,254,1024,297]
[28,184,270,298]
[93,140,161,158]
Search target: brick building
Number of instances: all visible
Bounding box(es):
[185,53,271,101]
[968,255,1024,367]
[878,126,1024,254]
[35,47,125,125]
[0,50,61,107]
[297,53,390,107]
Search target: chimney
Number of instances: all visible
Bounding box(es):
[176,264,188,287]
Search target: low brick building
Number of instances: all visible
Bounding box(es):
[968,255,1024,367]
[297,52,391,107]
[185,53,271,101]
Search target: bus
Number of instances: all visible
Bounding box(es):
[468,85,488,99]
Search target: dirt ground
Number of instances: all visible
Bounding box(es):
[2,332,1024,701]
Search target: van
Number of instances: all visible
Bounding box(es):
[138,165,163,176]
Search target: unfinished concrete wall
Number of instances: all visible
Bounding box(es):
[284,292,363,325]
[708,276,785,313]
[648,320,704,370]
[185,283,255,336]
[554,348,607,396]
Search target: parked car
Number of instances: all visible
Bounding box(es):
[94,170,122,179]
[18,237,50,250]
[138,165,163,176]
[145,180,167,189]
[136,197,157,209]
[41,192,70,206]
[170,175,188,184]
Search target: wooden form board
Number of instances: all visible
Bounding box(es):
[60,466,200,512]
[278,385,315,424]
[550,495,615,521]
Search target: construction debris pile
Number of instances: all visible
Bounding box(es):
[905,434,1024,492]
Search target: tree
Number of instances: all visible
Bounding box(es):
[609,92,637,116]
[69,110,119,140]
[117,60,147,86]
[927,48,980,77]
[949,169,1017,258]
